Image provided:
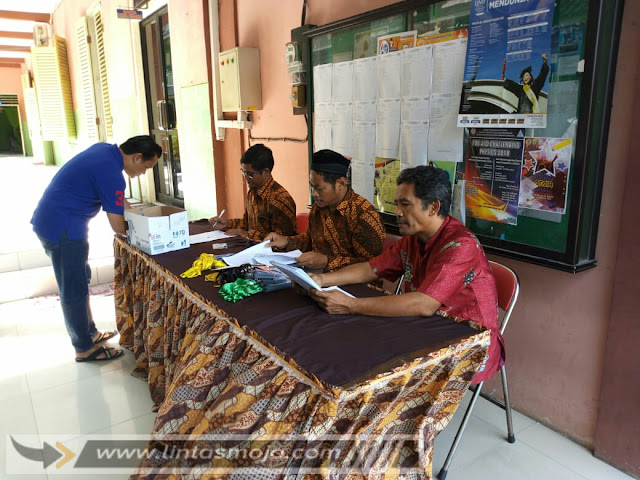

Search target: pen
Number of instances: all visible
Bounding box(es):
[212,209,226,228]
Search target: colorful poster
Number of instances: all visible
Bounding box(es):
[464,128,524,225]
[518,137,572,214]
[457,0,555,129]
[377,31,417,55]
[374,157,401,214]
[416,29,467,46]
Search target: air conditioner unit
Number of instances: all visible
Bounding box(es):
[33,23,52,47]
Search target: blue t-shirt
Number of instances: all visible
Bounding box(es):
[31,143,126,241]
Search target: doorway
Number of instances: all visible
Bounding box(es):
[140,7,183,207]
[0,105,23,155]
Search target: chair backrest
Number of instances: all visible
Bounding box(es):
[296,212,309,234]
[382,234,404,295]
[489,260,520,334]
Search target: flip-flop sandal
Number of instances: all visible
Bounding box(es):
[75,346,124,363]
[93,331,118,344]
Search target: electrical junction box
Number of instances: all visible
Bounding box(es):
[219,47,262,112]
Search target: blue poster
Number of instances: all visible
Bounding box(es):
[458,0,556,129]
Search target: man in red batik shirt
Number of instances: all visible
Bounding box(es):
[309,165,503,383]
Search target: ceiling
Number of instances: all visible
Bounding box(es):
[0,1,61,67]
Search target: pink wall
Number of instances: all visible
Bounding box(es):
[593,2,640,475]
[222,0,639,451]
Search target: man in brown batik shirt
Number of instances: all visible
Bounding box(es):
[210,144,297,240]
[265,149,385,272]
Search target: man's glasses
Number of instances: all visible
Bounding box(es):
[240,168,260,178]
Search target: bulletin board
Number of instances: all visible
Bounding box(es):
[302,0,625,272]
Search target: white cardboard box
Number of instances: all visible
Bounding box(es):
[124,206,190,255]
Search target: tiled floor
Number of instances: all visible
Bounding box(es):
[0,288,635,480]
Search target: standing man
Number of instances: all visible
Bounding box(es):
[209,144,297,240]
[308,166,503,383]
[31,135,161,362]
[265,149,385,271]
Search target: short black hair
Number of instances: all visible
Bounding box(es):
[311,149,350,187]
[241,144,274,172]
[119,135,162,161]
[397,166,452,217]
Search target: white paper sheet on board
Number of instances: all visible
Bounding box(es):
[313,64,333,103]
[332,102,353,158]
[353,100,377,122]
[429,93,463,162]
[402,45,433,97]
[353,56,378,101]
[400,121,430,167]
[375,98,401,158]
[401,97,430,122]
[332,61,354,102]
[377,51,403,99]
[432,38,467,95]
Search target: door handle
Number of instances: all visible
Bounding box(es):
[156,100,167,130]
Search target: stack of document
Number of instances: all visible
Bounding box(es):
[223,241,303,267]
[270,261,355,298]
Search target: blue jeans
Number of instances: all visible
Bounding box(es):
[39,233,97,353]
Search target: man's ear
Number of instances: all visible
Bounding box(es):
[336,177,348,189]
[429,200,441,216]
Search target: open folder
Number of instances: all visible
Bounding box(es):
[270,262,355,298]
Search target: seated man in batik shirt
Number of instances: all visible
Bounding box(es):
[265,149,386,272]
[306,166,503,383]
[210,144,297,240]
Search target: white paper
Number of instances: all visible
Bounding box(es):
[314,119,332,151]
[353,57,378,101]
[314,102,332,121]
[188,230,235,244]
[271,262,355,298]
[375,98,401,158]
[331,61,354,102]
[429,93,463,162]
[332,102,353,158]
[353,100,377,122]
[400,121,430,168]
[351,161,375,204]
[223,241,273,267]
[252,250,303,266]
[401,97,430,122]
[352,121,376,164]
[402,45,432,97]
[432,38,467,95]
[377,51,403,99]
[313,64,333,103]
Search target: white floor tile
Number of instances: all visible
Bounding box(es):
[30,364,154,435]
[95,413,157,435]
[0,396,41,479]
[448,438,588,480]
[518,423,636,480]
[0,373,30,402]
[471,394,536,435]
[433,414,507,474]
[17,249,51,270]
[0,253,20,273]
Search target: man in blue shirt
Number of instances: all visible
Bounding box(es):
[32,135,161,362]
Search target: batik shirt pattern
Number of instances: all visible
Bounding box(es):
[285,189,385,271]
[227,177,297,241]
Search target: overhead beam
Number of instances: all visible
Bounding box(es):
[0,10,50,23]
[0,58,25,66]
[0,31,32,39]
[0,45,29,52]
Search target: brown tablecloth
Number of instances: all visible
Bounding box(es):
[113,224,490,479]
